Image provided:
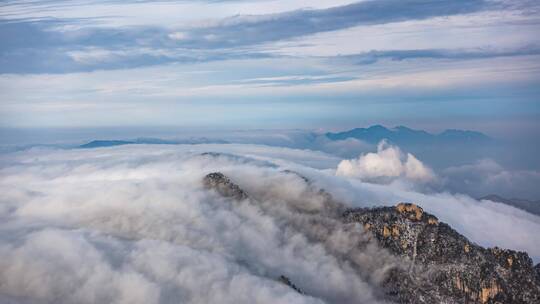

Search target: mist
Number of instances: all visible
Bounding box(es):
[1,143,539,303]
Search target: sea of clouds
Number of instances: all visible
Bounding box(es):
[1,143,539,303]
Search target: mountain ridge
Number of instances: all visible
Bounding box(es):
[325,125,492,145]
[79,137,229,148]
[203,170,540,304]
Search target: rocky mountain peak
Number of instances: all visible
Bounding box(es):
[202,172,248,201]
[344,203,540,303]
[202,172,540,303]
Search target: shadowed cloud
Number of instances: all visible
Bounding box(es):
[0,0,495,73]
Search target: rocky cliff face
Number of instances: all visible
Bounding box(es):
[344,203,540,304]
[203,171,540,304]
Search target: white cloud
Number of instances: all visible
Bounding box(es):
[404,153,433,182]
[0,144,389,304]
[168,32,188,41]
[336,140,435,183]
[0,229,161,304]
[0,143,539,303]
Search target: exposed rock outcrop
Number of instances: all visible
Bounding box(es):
[203,172,248,201]
[202,172,540,303]
[344,203,540,304]
[278,275,304,294]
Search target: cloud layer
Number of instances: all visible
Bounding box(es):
[0,0,538,73]
[0,145,390,304]
[442,158,540,199]
[1,143,539,303]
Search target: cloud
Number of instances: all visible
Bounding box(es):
[0,144,393,304]
[0,143,539,303]
[337,46,540,65]
[312,137,374,158]
[168,32,188,41]
[336,140,436,184]
[0,0,497,73]
[3,1,493,49]
[0,29,274,74]
[0,18,277,74]
[0,229,161,304]
[179,0,490,48]
[442,158,540,200]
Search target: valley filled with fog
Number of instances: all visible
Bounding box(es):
[1,142,539,303]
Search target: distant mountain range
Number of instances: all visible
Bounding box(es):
[77,125,491,150]
[79,140,135,148]
[480,194,540,216]
[326,125,492,145]
[79,137,228,149]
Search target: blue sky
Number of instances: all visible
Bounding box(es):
[1,0,539,137]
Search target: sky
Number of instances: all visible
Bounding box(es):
[1,0,539,137]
